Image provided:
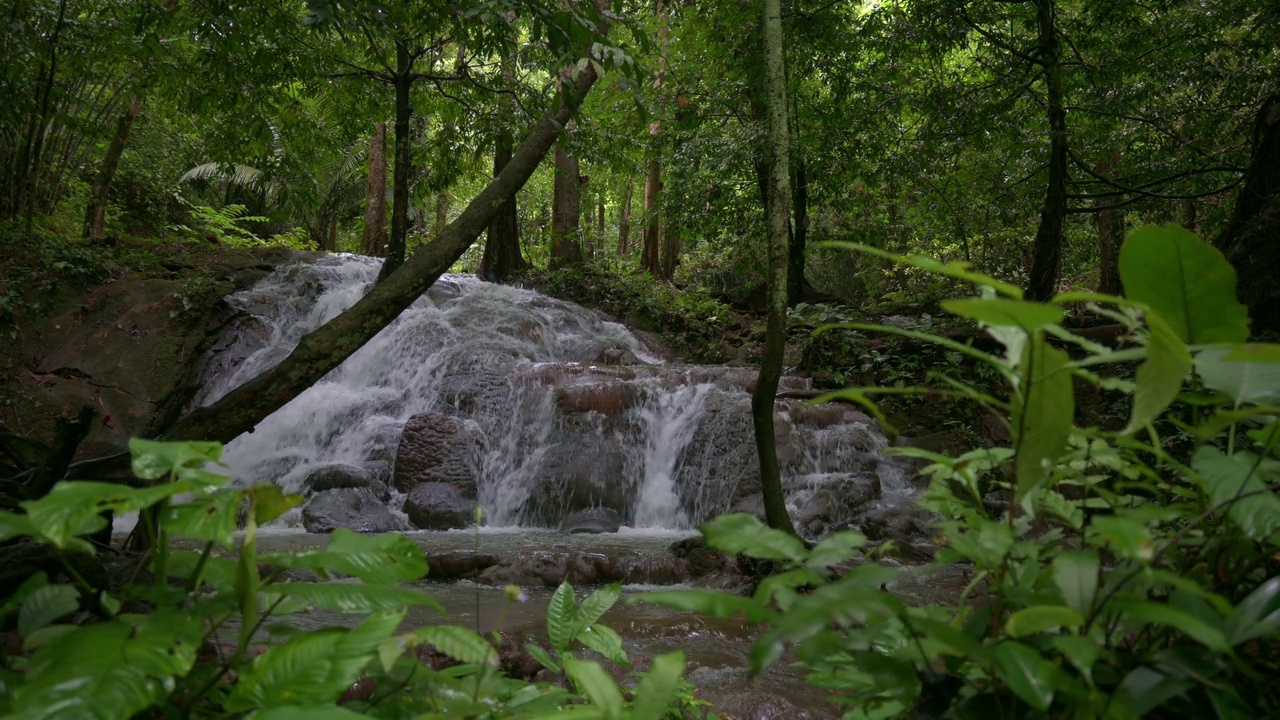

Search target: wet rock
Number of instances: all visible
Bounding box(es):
[476,549,686,587]
[403,482,478,530]
[392,413,483,493]
[561,507,622,534]
[525,438,629,524]
[302,488,409,534]
[426,277,466,304]
[789,472,882,540]
[301,463,380,494]
[859,493,935,545]
[554,379,640,417]
[670,536,737,578]
[423,550,501,580]
[595,345,642,366]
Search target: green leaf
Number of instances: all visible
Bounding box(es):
[1119,224,1249,344]
[1126,311,1192,433]
[129,438,223,480]
[1005,605,1084,637]
[21,481,188,549]
[1116,600,1230,651]
[699,513,806,562]
[806,530,866,571]
[1192,447,1280,542]
[1195,344,1280,406]
[526,642,562,673]
[1052,551,1099,615]
[821,241,1023,298]
[227,610,403,711]
[942,298,1064,330]
[562,656,624,720]
[0,572,48,621]
[1119,665,1195,716]
[162,490,242,546]
[0,511,35,542]
[17,584,79,638]
[1227,574,1280,646]
[250,484,302,525]
[262,530,429,585]
[576,624,627,665]
[264,582,444,615]
[630,651,685,720]
[1012,339,1073,500]
[992,641,1057,711]
[632,589,775,624]
[1088,515,1155,561]
[403,625,496,666]
[574,584,621,636]
[548,582,577,654]
[248,707,372,720]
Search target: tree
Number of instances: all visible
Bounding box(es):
[361,122,389,256]
[479,127,531,281]
[83,92,143,241]
[753,0,798,536]
[550,141,585,268]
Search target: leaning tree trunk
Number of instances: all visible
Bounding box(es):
[1024,0,1069,302]
[164,63,602,444]
[379,39,414,282]
[479,131,530,282]
[361,122,388,257]
[1095,150,1124,296]
[1216,95,1280,336]
[755,0,798,536]
[550,143,585,268]
[787,156,808,306]
[83,92,142,241]
[618,182,633,254]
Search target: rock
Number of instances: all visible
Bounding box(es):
[423,550,501,580]
[560,507,622,534]
[301,463,380,494]
[859,493,935,545]
[302,488,409,534]
[476,549,686,587]
[525,438,628,525]
[554,379,640,417]
[392,413,483,493]
[670,536,737,578]
[789,472,882,540]
[403,482,478,530]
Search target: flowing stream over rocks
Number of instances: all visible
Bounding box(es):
[199,254,916,541]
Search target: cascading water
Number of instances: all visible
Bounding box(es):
[197,254,910,538]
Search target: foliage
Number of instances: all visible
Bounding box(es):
[640,225,1280,718]
[0,440,695,719]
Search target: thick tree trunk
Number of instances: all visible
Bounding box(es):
[550,143,584,268]
[658,215,679,280]
[1216,96,1280,335]
[641,159,662,273]
[618,182,633,254]
[755,0,798,536]
[166,63,602,444]
[1095,151,1123,296]
[83,92,142,241]
[478,133,529,282]
[1024,0,1069,302]
[361,122,388,257]
[380,40,413,282]
[788,157,808,305]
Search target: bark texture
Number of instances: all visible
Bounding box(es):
[617,182,633,254]
[167,64,601,443]
[478,133,529,282]
[361,122,388,257]
[754,0,798,536]
[550,143,585,268]
[83,92,142,241]
[1025,0,1069,302]
[1095,151,1124,296]
[788,157,808,306]
[380,39,413,281]
[641,159,662,274]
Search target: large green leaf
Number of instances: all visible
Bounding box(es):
[1195,344,1280,406]
[264,582,444,614]
[547,582,577,654]
[162,490,242,546]
[1011,339,1074,500]
[941,298,1064,331]
[992,641,1057,711]
[17,584,79,638]
[574,584,621,636]
[1119,665,1195,716]
[1005,605,1085,638]
[1227,575,1280,646]
[0,511,36,542]
[129,438,223,480]
[399,624,496,666]
[261,529,429,585]
[20,481,187,549]
[629,651,685,720]
[806,531,867,571]
[1192,447,1280,542]
[575,624,627,665]
[632,589,775,624]
[1126,311,1192,433]
[1116,600,1230,651]
[248,707,372,720]
[562,656,624,720]
[1118,224,1249,344]
[227,610,403,711]
[699,513,806,562]
[1052,551,1099,615]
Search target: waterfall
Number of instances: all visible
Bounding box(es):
[198,254,904,537]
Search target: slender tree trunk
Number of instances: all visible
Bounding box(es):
[433,191,450,239]
[23,0,68,232]
[1095,150,1123,296]
[83,92,142,241]
[1024,0,1069,302]
[618,182,633,254]
[550,143,584,268]
[597,190,605,236]
[164,63,603,444]
[380,39,413,282]
[479,132,529,282]
[321,213,338,252]
[1215,95,1280,335]
[754,0,798,536]
[641,159,662,273]
[658,215,679,280]
[361,122,388,257]
[1181,198,1197,231]
[788,157,808,305]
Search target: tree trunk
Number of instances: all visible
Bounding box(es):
[641,159,662,273]
[379,39,413,282]
[618,182,633,254]
[478,132,529,282]
[754,0,798,536]
[321,213,338,252]
[550,143,584,268]
[433,190,450,240]
[165,63,602,444]
[658,214,679,280]
[83,92,142,241]
[597,190,606,237]
[1095,150,1123,296]
[1216,95,1280,335]
[788,157,808,306]
[1024,0,1069,302]
[361,122,388,257]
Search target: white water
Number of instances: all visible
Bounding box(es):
[198,254,902,534]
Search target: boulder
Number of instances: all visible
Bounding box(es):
[789,472,882,540]
[859,493,935,545]
[554,379,640,417]
[392,413,483,493]
[403,482,478,530]
[302,488,409,534]
[525,440,629,525]
[301,463,381,494]
[560,507,622,534]
[423,550,501,580]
